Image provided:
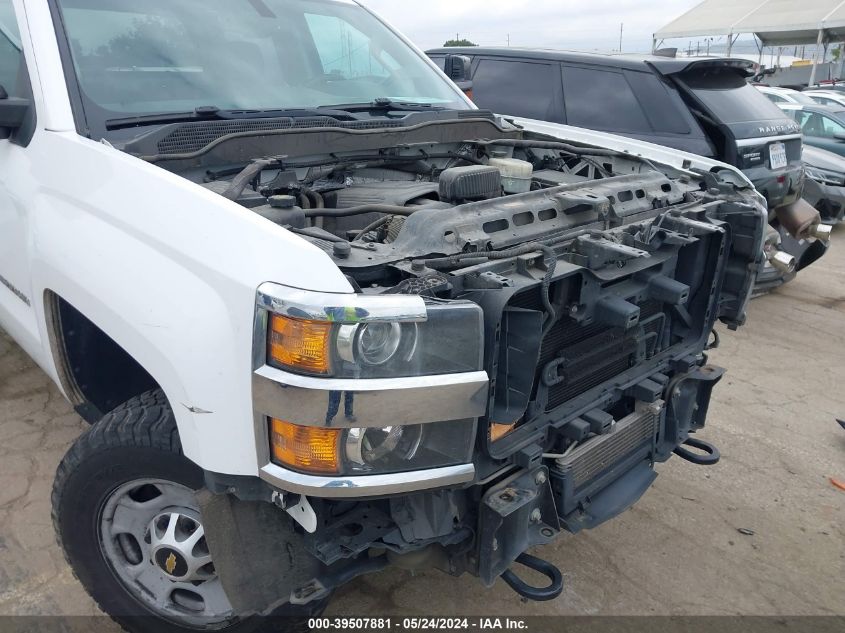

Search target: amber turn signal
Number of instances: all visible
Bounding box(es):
[268,315,332,375]
[269,419,342,475]
[490,422,517,442]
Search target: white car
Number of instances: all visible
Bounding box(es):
[804,90,845,109]
[1,0,775,630]
[755,85,817,105]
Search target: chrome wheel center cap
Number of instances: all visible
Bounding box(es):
[148,511,214,583]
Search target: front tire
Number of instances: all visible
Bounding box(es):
[52,391,306,633]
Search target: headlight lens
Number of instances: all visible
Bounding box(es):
[270,418,475,476]
[357,322,404,365]
[337,321,411,367]
[267,299,483,379]
[345,425,422,466]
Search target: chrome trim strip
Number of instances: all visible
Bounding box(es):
[735,134,802,147]
[253,365,489,428]
[252,308,269,371]
[257,282,427,324]
[259,462,476,498]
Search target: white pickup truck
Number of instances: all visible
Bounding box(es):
[1,1,776,631]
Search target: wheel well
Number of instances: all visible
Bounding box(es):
[48,293,160,422]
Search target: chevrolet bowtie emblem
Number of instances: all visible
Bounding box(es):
[165,552,177,575]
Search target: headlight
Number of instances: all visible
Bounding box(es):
[259,289,485,477]
[337,322,411,366]
[267,300,483,379]
[270,418,475,476]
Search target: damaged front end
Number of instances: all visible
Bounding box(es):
[160,117,768,609]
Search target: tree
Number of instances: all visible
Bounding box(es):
[443,38,477,47]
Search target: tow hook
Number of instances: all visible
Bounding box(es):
[500,553,564,602]
[674,437,721,465]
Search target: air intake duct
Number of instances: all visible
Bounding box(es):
[439,166,502,203]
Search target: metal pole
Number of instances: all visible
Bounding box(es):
[809,28,825,87]
[619,23,623,53]
[839,44,845,80]
[727,34,734,57]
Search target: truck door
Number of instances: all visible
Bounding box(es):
[0,0,38,347]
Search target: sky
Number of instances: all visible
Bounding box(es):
[359,0,706,54]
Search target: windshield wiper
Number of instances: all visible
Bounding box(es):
[318,98,446,114]
[105,105,358,130]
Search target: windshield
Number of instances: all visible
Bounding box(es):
[54,0,468,125]
[684,69,789,123]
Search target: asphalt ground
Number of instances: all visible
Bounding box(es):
[0,226,843,620]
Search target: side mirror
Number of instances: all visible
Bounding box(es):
[0,84,31,137]
[443,55,473,98]
[834,132,845,142]
[444,55,471,82]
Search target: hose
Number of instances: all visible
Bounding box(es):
[222,158,276,200]
[303,204,423,218]
[352,216,392,242]
[303,188,324,229]
[476,138,625,158]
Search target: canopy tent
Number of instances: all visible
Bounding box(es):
[654,1,845,84]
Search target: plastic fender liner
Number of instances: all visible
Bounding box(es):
[197,490,325,615]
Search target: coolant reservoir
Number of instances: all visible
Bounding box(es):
[488,157,533,194]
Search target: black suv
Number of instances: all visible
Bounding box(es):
[427,48,804,211]
[427,48,828,284]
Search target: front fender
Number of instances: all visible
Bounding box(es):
[29,131,350,476]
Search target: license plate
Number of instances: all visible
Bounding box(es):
[769,142,787,170]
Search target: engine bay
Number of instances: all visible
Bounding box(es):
[195,135,709,284]
[144,117,769,584]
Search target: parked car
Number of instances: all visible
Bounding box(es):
[806,90,845,110]
[803,145,845,224]
[756,85,817,105]
[0,2,787,631]
[779,103,845,156]
[803,90,845,109]
[427,47,830,287]
[805,83,845,93]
